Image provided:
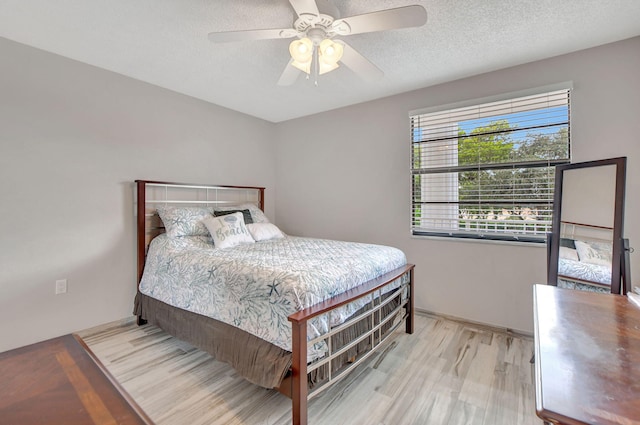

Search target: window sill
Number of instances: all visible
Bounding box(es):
[411,233,548,248]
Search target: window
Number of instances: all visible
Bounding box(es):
[411,88,570,242]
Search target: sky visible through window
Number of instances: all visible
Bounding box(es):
[412,106,568,145]
[411,98,570,241]
[458,106,568,141]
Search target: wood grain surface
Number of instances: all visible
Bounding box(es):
[79,313,539,425]
[0,334,152,425]
[534,284,640,425]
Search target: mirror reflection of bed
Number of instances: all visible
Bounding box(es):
[558,221,614,293]
[547,157,629,294]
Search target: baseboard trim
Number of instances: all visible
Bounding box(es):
[415,308,533,339]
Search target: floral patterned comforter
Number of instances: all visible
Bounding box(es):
[558,257,611,286]
[139,234,407,357]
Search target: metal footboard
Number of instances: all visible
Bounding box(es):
[287,264,415,425]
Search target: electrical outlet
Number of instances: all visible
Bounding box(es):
[55,279,67,295]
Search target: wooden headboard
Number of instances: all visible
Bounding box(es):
[135,180,265,285]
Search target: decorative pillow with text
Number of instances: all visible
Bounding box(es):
[203,212,255,249]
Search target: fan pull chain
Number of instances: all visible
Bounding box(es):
[313,47,319,86]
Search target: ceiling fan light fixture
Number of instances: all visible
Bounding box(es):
[210,2,428,85]
[289,37,313,63]
[318,38,343,65]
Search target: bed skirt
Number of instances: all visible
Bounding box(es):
[134,288,403,390]
[134,292,292,388]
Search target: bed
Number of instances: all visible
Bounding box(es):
[556,221,613,292]
[133,180,414,425]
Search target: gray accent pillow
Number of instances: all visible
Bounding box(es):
[213,209,253,224]
[214,203,269,224]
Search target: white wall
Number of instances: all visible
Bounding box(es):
[275,36,640,333]
[0,38,276,352]
[562,164,617,228]
[2,36,638,352]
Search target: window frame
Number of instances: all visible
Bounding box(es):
[409,83,572,243]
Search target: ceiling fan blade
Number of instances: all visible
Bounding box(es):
[339,42,383,82]
[289,0,319,18]
[208,28,298,43]
[332,5,427,36]
[277,60,303,86]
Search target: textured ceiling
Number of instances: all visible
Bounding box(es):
[1,0,639,123]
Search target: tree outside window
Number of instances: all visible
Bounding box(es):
[411,89,570,242]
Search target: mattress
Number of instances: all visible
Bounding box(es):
[139,234,407,360]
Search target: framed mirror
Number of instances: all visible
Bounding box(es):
[547,157,627,294]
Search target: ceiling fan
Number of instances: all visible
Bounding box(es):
[207,0,427,86]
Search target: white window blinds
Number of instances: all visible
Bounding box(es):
[411,89,570,242]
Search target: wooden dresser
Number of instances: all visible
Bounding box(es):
[0,333,153,425]
[533,284,640,425]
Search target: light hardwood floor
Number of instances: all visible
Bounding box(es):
[79,313,542,425]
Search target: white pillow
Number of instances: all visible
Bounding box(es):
[574,240,612,266]
[203,212,255,249]
[247,223,285,242]
[559,246,579,262]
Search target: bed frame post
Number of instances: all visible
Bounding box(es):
[258,187,265,212]
[289,318,308,425]
[406,266,414,334]
[136,180,146,285]
[135,180,148,326]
